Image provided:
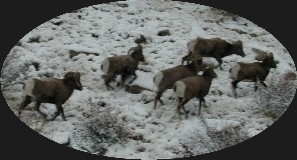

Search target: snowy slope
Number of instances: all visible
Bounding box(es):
[1,0,296,159]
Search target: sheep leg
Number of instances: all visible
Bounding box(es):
[175,97,182,117]
[177,99,190,119]
[18,96,32,116]
[51,105,66,121]
[117,74,128,87]
[103,74,116,90]
[153,99,158,110]
[216,58,223,70]
[128,72,137,84]
[154,91,164,109]
[35,101,47,119]
[104,78,114,91]
[202,98,207,108]
[260,81,267,88]
[254,80,258,92]
[231,80,239,98]
[107,84,114,90]
[58,105,67,121]
[198,98,206,115]
[177,104,182,119]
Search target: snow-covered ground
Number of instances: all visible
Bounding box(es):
[1,0,296,159]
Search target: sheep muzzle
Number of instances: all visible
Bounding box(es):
[75,81,83,91]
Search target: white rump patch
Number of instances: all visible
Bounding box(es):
[153,72,164,90]
[174,81,186,98]
[230,63,241,80]
[101,58,110,74]
[23,79,35,99]
[187,39,197,53]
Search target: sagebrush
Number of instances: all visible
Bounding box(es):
[71,103,131,155]
[255,71,297,118]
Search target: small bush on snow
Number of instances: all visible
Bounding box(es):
[71,104,131,155]
[207,125,249,150]
[1,52,27,91]
[254,71,297,119]
[169,125,217,157]
[175,119,249,156]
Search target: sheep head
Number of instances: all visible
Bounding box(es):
[63,72,83,91]
[203,66,217,79]
[262,53,277,68]
[232,40,245,57]
[131,49,145,62]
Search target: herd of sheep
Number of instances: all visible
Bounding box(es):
[18,37,277,120]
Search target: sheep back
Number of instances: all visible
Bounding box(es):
[154,65,198,91]
[191,38,227,56]
[175,76,211,99]
[102,55,138,75]
[27,79,74,104]
[187,38,244,61]
[231,62,268,81]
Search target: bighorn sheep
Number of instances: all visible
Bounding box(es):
[229,52,277,97]
[173,67,217,119]
[153,60,206,109]
[182,37,245,69]
[19,72,83,121]
[101,44,145,90]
